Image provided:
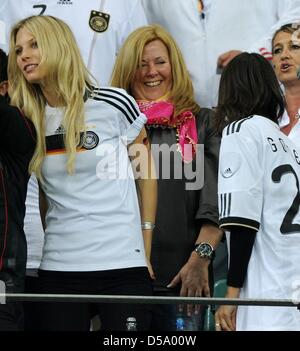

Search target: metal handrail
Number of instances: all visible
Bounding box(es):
[0,293,299,309]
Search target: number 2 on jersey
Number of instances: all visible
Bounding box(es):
[272,164,300,234]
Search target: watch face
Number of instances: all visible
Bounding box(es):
[200,243,212,255]
[195,242,214,259]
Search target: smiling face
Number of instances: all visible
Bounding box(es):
[15,27,47,85]
[131,39,173,101]
[272,30,300,84]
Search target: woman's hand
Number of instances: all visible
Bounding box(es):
[167,252,211,316]
[215,286,240,331]
[146,257,156,280]
[214,305,237,331]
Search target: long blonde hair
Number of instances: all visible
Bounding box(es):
[111,24,200,117]
[8,15,94,179]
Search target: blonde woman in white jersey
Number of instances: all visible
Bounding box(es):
[0,0,148,330]
[8,15,156,331]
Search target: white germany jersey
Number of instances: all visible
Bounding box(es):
[39,87,148,271]
[218,115,300,331]
[0,0,147,270]
[0,0,147,85]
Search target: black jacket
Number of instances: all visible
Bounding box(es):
[0,95,36,292]
[147,108,220,288]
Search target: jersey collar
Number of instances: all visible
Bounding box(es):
[278,108,300,128]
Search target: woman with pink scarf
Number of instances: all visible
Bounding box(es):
[111,24,223,331]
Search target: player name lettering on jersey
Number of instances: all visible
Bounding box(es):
[267,136,300,165]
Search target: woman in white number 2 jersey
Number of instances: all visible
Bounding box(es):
[215,52,300,331]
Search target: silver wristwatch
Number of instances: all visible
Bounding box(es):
[194,242,215,260]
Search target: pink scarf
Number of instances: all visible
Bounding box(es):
[137,100,198,163]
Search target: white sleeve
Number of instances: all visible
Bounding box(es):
[218,121,263,231]
[0,20,5,50]
[99,87,146,145]
[247,0,300,58]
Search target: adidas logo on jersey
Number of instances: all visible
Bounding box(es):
[55,125,65,135]
[224,168,233,177]
[221,153,242,178]
[57,0,73,5]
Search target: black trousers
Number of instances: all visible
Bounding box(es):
[150,260,214,331]
[37,267,153,331]
[23,272,42,331]
[0,303,24,331]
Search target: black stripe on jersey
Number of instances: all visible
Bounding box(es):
[225,124,230,136]
[236,116,253,133]
[219,217,260,231]
[230,121,239,135]
[227,193,231,217]
[224,120,238,136]
[220,193,232,218]
[92,96,134,124]
[46,132,87,152]
[223,193,227,218]
[220,194,224,218]
[91,88,140,123]
[226,116,254,135]
[99,88,140,117]
[46,134,65,152]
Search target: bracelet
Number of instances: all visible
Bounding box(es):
[141,221,155,230]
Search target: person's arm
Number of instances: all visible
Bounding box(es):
[215,285,240,331]
[38,183,48,231]
[227,227,257,287]
[192,108,223,279]
[217,50,243,69]
[0,96,36,152]
[167,223,223,315]
[128,127,157,279]
[215,226,256,331]
[114,88,157,276]
[167,110,222,314]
